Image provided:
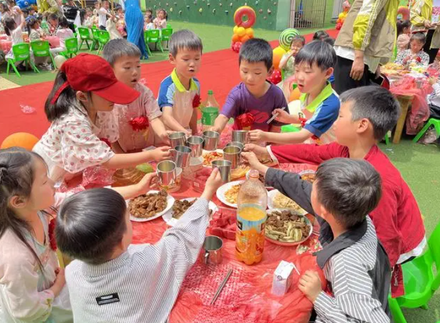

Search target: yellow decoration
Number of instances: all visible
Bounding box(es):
[272,46,286,70]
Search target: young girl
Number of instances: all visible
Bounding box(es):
[47,13,58,36]
[116,7,126,37]
[55,17,74,52]
[4,13,26,63]
[28,17,44,42]
[395,32,430,67]
[153,8,166,30]
[144,14,153,31]
[32,53,170,183]
[0,147,72,323]
[278,35,305,101]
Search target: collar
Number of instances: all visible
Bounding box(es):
[300,82,334,113]
[81,250,130,276]
[171,69,198,92]
[316,218,368,269]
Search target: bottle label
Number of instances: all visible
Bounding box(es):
[202,107,219,126]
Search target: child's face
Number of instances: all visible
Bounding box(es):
[290,40,303,56]
[333,101,362,146]
[239,60,270,93]
[170,48,202,81]
[113,55,141,88]
[294,61,332,94]
[145,16,151,23]
[410,39,424,53]
[158,10,165,19]
[94,2,100,9]
[103,1,109,9]
[89,92,115,111]
[403,27,410,35]
[26,158,55,211]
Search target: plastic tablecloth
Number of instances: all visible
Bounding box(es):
[0,40,12,53]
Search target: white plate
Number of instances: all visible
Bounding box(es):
[162,198,219,226]
[128,190,175,222]
[216,180,245,208]
[267,190,307,215]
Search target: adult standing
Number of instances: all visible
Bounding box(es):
[333,0,399,94]
[125,0,148,59]
[411,0,440,64]
[37,0,61,17]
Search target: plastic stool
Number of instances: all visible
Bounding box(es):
[413,118,440,143]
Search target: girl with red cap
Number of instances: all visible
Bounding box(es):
[33,53,170,184]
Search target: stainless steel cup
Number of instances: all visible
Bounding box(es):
[223,146,241,169]
[232,130,249,143]
[186,136,204,157]
[202,131,220,151]
[225,141,244,152]
[168,132,186,148]
[212,159,232,183]
[156,160,177,186]
[170,145,192,168]
[202,236,223,265]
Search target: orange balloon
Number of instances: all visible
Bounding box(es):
[245,28,254,38]
[232,34,240,42]
[272,46,286,70]
[241,35,250,43]
[1,132,40,151]
[289,87,302,102]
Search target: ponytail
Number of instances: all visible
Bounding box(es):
[45,70,78,121]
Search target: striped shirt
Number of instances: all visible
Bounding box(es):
[65,198,209,323]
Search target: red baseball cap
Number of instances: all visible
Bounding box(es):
[60,53,140,105]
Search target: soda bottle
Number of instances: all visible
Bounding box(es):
[236,170,267,265]
[201,90,219,132]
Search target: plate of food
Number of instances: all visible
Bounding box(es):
[265,209,313,246]
[162,198,219,226]
[299,170,316,183]
[267,190,307,215]
[128,190,175,222]
[202,149,224,167]
[231,164,251,180]
[216,180,244,208]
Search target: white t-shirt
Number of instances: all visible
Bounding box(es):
[98,7,108,27]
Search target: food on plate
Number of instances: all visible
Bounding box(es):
[225,184,242,204]
[265,210,311,243]
[203,151,223,166]
[300,172,316,183]
[231,164,251,180]
[272,192,305,213]
[172,199,197,219]
[129,190,168,218]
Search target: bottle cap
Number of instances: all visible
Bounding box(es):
[208,90,213,95]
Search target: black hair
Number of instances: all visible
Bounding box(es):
[4,17,16,36]
[6,0,16,5]
[239,38,273,71]
[58,16,69,28]
[157,8,167,18]
[290,35,305,46]
[103,38,141,65]
[145,8,153,14]
[322,37,335,47]
[295,40,336,71]
[397,20,410,37]
[315,158,381,229]
[0,3,10,13]
[0,148,48,273]
[56,188,127,265]
[169,29,203,57]
[340,85,400,140]
[22,7,29,15]
[27,17,39,34]
[411,32,426,45]
[313,30,329,40]
[48,13,58,21]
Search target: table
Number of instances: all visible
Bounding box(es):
[0,40,12,53]
[393,95,413,144]
[131,164,323,323]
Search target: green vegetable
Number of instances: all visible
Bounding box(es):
[136,163,154,173]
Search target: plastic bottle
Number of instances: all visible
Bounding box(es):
[201,90,219,131]
[235,169,268,265]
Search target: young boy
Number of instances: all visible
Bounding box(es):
[98,39,169,152]
[244,86,426,297]
[98,0,111,30]
[211,38,289,133]
[158,29,202,135]
[244,157,391,322]
[248,40,339,145]
[55,169,222,323]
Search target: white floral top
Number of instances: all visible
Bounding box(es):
[33,104,117,180]
[395,49,430,67]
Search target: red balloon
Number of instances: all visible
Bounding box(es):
[336,22,343,30]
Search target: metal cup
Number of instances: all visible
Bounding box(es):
[156,160,177,186]
[168,132,186,148]
[202,236,223,265]
[223,146,241,169]
[170,145,192,168]
[232,130,249,144]
[225,141,244,152]
[186,136,204,157]
[202,131,220,151]
[212,160,232,183]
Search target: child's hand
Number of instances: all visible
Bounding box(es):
[429,76,438,85]
[136,173,158,193]
[298,270,322,303]
[151,146,171,161]
[201,168,222,200]
[244,143,271,159]
[50,268,66,297]
[241,151,262,169]
[273,108,293,123]
[249,129,267,143]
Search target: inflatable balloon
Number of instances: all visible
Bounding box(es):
[289,87,302,102]
[272,46,286,70]
[335,0,351,30]
[1,132,39,150]
[231,6,256,52]
[397,6,410,21]
[268,69,281,84]
[234,6,256,28]
[54,55,67,69]
[279,28,300,51]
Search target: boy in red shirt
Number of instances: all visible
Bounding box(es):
[243,86,426,297]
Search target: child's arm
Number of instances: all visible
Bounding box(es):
[103,147,170,169]
[278,52,293,71]
[211,89,239,133]
[272,108,301,124]
[211,114,229,133]
[111,141,126,153]
[149,117,170,145]
[162,106,192,135]
[249,128,313,144]
[268,125,282,133]
[112,173,157,200]
[190,109,198,135]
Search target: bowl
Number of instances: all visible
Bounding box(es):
[265,209,313,246]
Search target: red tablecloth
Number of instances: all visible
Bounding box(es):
[0,40,12,53]
[46,36,60,48]
[131,163,324,323]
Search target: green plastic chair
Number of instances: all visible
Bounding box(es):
[97,30,110,54]
[6,43,39,77]
[281,124,300,133]
[30,40,56,69]
[389,221,440,323]
[161,28,173,49]
[145,29,163,52]
[60,37,79,58]
[78,27,93,49]
[413,118,440,143]
[91,27,101,51]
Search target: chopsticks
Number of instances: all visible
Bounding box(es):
[266,107,286,124]
[210,269,233,305]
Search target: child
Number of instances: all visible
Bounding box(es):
[47,13,58,36]
[55,169,222,323]
[4,14,26,63]
[0,147,72,322]
[248,40,339,145]
[32,53,170,183]
[243,155,391,322]
[55,17,74,51]
[313,29,329,40]
[158,29,202,135]
[396,34,410,54]
[244,86,426,297]
[153,8,166,29]
[144,13,153,31]
[106,14,122,40]
[279,35,305,82]
[83,7,94,28]
[98,39,169,152]
[211,38,289,133]
[115,7,126,37]
[395,32,430,67]
[98,0,111,30]
[28,16,43,41]
[6,0,21,26]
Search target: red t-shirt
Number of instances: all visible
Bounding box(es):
[271,142,425,269]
